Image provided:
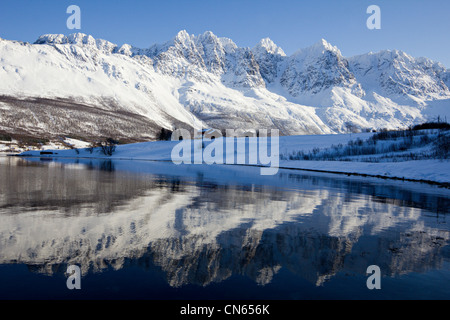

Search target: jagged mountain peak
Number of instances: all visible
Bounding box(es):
[254,38,286,57]
[173,29,192,42]
[280,38,357,96]
[198,30,217,40]
[315,38,335,50]
[195,30,237,51]
[35,33,95,45]
[348,48,450,100]
[154,30,237,56]
[145,30,263,87]
[169,30,197,51]
[293,38,342,59]
[34,32,118,54]
[350,48,448,69]
[34,33,66,44]
[251,38,286,84]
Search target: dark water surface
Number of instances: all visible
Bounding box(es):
[0,156,449,300]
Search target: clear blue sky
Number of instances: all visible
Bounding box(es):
[1,0,449,67]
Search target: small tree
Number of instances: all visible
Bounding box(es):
[86,142,95,154]
[156,128,173,141]
[345,122,359,134]
[99,138,118,156]
[434,132,450,158]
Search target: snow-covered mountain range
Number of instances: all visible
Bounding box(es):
[0,30,449,142]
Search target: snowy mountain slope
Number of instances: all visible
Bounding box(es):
[252,38,286,84]
[0,34,204,141]
[348,50,450,103]
[262,38,449,132]
[0,31,449,142]
[144,30,266,88]
[279,39,362,97]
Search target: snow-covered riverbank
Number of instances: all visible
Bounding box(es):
[17,132,450,185]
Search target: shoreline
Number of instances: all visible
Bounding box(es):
[11,153,450,189]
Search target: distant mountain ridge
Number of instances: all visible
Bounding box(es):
[0,30,449,142]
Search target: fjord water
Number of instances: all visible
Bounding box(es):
[0,156,449,300]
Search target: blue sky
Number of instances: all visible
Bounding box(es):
[1,0,449,67]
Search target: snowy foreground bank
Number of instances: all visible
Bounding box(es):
[17,132,450,185]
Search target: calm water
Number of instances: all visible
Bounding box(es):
[0,156,449,300]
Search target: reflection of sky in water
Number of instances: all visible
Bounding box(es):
[0,157,449,299]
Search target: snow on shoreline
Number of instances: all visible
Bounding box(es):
[16,132,450,185]
[278,159,450,184]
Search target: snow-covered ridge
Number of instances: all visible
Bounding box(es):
[253,37,286,57]
[348,49,450,100]
[0,30,449,142]
[35,33,118,54]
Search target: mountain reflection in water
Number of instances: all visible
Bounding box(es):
[0,156,449,299]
